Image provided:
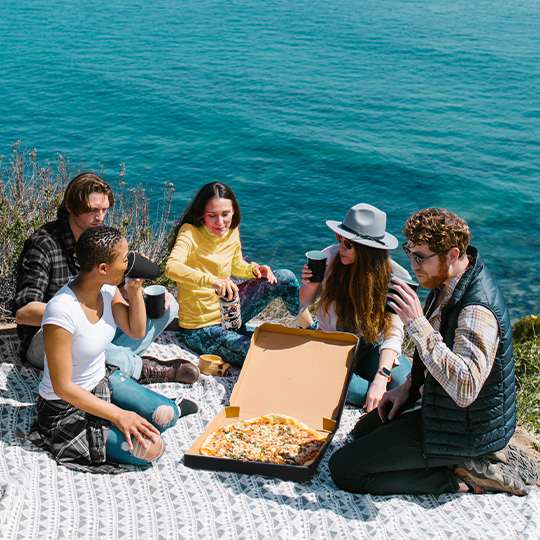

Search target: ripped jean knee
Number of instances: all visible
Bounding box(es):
[153,404,178,428]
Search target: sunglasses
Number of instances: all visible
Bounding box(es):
[401,242,445,266]
[335,233,354,250]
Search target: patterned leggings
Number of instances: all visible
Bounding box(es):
[178,269,303,366]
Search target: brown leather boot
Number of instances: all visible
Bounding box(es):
[139,356,200,384]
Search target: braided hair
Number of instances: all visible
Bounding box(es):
[77,226,124,273]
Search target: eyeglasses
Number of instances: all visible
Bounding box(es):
[335,233,354,250]
[401,242,445,266]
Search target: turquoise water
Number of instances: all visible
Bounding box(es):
[1,0,539,320]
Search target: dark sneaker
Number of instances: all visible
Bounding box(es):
[485,444,539,486]
[139,357,200,385]
[175,397,199,417]
[454,457,530,496]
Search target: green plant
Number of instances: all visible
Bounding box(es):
[0,141,78,278]
[513,315,540,344]
[514,336,540,441]
[0,143,175,323]
[105,163,175,266]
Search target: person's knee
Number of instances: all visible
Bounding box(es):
[328,450,354,490]
[274,268,296,286]
[129,435,166,462]
[152,404,179,429]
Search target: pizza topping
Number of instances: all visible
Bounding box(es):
[199,414,327,466]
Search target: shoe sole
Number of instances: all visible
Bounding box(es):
[486,444,539,486]
[455,460,530,496]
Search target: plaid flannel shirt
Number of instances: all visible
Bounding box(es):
[13,214,80,359]
[406,266,500,408]
[29,366,127,474]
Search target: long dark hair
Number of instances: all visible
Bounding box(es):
[168,182,241,250]
[318,242,393,344]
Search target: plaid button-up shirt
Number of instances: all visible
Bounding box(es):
[406,264,500,408]
[13,213,80,359]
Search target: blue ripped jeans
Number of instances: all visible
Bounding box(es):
[106,370,179,466]
[347,340,412,407]
[104,296,179,380]
[178,269,302,367]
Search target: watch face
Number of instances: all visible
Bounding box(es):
[382,367,392,377]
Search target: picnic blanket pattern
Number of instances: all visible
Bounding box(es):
[1,330,540,540]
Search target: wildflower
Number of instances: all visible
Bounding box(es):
[532,315,538,320]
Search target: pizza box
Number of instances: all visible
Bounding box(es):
[184,323,358,481]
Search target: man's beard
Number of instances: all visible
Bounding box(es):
[417,258,450,290]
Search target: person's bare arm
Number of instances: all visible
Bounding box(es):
[364,348,399,413]
[111,280,146,339]
[15,301,47,326]
[45,324,159,451]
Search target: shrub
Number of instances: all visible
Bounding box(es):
[513,316,540,447]
[0,142,174,322]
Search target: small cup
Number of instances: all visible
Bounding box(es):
[199,354,230,377]
[125,251,159,280]
[145,284,167,319]
[385,274,420,314]
[306,250,328,283]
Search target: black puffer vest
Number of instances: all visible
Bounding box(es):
[410,247,515,461]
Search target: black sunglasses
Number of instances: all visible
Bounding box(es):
[335,233,354,250]
[401,242,445,266]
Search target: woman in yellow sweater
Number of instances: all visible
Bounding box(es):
[166,182,313,366]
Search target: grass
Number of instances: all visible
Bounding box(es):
[513,316,540,449]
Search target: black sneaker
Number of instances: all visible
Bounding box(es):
[454,457,530,496]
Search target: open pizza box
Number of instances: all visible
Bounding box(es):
[184,323,358,482]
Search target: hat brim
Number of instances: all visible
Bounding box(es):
[326,220,398,250]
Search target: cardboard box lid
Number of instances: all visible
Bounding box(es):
[229,323,357,431]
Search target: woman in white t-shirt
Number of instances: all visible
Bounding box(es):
[299,204,412,412]
[30,226,197,472]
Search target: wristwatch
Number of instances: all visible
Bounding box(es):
[377,367,392,380]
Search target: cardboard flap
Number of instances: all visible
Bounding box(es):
[322,418,336,431]
[230,324,357,430]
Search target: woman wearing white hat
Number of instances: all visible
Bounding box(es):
[300,203,412,412]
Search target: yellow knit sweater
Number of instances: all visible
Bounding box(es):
[165,224,258,328]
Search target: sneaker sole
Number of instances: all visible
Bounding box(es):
[486,445,539,486]
[455,460,530,496]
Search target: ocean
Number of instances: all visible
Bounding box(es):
[1,0,539,321]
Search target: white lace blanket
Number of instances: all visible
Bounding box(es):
[1,331,539,540]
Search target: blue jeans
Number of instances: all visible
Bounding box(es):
[104,296,179,379]
[178,269,302,367]
[347,340,412,407]
[105,370,179,466]
[26,296,179,378]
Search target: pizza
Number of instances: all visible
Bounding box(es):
[199,414,327,466]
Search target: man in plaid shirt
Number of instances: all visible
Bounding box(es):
[13,172,199,385]
[329,208,537,496]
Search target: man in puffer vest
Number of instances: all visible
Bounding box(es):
[329,208,537,495]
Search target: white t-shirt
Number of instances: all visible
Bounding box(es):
[316,244,411,355]
[39,283,118,400]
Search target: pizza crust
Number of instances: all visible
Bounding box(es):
[199,414,327,467]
